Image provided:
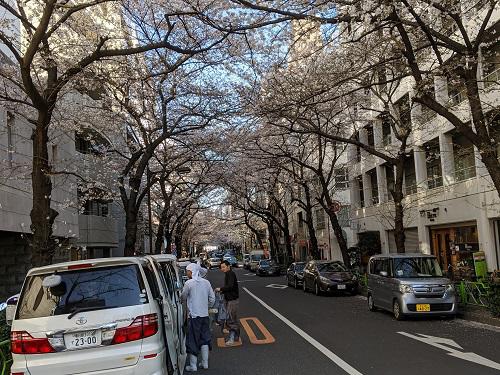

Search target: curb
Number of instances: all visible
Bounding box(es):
[458,305,500,328]
[359,290,500,327]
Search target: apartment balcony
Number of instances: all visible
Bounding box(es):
[78,214,118,247]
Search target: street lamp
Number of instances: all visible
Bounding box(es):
[147,166,191,254]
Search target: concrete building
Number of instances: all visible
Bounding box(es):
[0,2,130,298]
[346,4,500,273]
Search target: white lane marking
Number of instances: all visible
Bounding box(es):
[244,273,256,276]
[243,287,363,375]
[265,284,288,289]
[238,280,257,283]
[398,332,500,371]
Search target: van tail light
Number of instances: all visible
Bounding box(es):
[11,331,55,354]
[111,314,158,345]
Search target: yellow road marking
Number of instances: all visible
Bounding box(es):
[240,317,275,345]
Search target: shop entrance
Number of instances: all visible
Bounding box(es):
[431,229,453,271]
[430,223,479,279]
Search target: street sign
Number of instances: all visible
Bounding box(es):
[330,200,341,213]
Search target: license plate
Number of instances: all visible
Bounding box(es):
[337,284,346,290]
[65,330,101,350]
[416,304,431,312]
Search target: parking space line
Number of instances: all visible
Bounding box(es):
[240,317,275,344]
[243,287,364,375]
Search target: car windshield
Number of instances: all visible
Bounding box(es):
[318,262,347,273]
[260,260,275,266]
[393,257,443,278]
[16,264,145,320]
[251,254,262,261]
[295,264,305,271]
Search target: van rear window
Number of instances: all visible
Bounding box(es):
[16,264,146,320]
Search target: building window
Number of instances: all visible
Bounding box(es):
[75,129,108,155]
[366,124,374,146]
[81,200,109,217]
[315,209,326,230]
[334,166,349,189]
[483,44,500,90]
[337,205,351,227]
[385,165,395,201]
[368,169,379,204]
[447,78,467,106]
[453,133,476,181]
[404,153,417,195]
[357,175,364,208]
[6,111,14,166]
[354,131,361,163]
[425,138,443,189]
[381,116,392,146]
[298,212,304,228]
[395,94,411,129]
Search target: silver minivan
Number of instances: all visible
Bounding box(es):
[367,253,458,320]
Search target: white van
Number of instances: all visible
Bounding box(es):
[8,257,185,375]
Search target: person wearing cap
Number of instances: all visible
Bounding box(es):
[182,263,215,371]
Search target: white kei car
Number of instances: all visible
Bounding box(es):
[8,257,185,375]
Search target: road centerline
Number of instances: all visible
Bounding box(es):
[243,287,364,375]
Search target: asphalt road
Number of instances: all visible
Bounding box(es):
[201,267,500,375]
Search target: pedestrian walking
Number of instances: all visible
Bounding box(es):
[181,263,216,371]
[215,260,240,345]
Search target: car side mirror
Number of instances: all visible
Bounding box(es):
[379,271,388,277]
[6,294,19,326]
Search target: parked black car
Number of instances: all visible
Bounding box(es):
[286,262,306,288]
[303,260,358,296]
[256,259,281,276]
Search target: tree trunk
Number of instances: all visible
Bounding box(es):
[165,231,173,254]
[266,221,278,259]
[174,234,183,256]
[464,65,500,198]
[325,211,349,265]
[322,192,349,265]
[303,184,320,259]
[393,160,406,253]
[30,111,58,267]
[124,205,139,256]
[282,218,293,265]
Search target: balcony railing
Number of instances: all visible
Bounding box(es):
[427,175,443,189]
[447,90,467,107]
[405,184,417,195]
[484,67,500,90]
[455,165,477,182]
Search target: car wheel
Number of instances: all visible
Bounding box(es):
[314,282,321,296]
[303,279,307,292]
[393,300,404,321]
[368,294,377,312]
[294,277,298,289]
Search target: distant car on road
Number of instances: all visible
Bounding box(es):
[303,260,358,296]
[249,253,265,272]
[243,253,251,269]
[286,262,306,288]
[206,257,222,269]
[256,259,281,276]
[223,254,238,267]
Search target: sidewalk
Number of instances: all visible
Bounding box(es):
[458,305,500,328]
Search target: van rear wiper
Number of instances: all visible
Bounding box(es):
[67,306,117,319]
